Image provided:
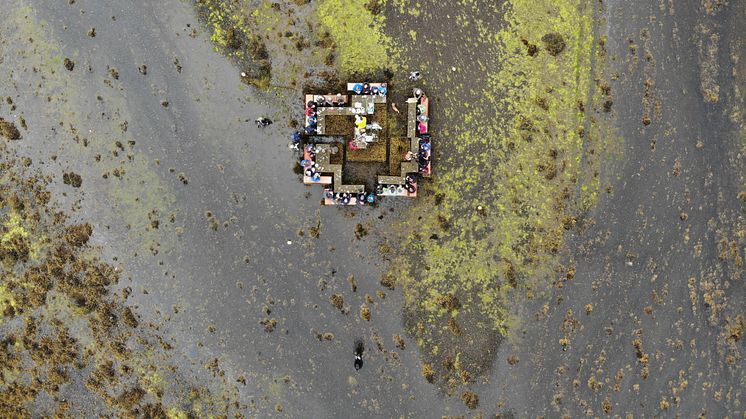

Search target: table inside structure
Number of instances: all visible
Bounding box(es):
[313,95,384,135]
[378,182,418,197]
[323,197,359,206]
[407,95,428,140]
[377,160,419,186]
[407,98,417,139]
[335,184,365,194]
[303,175,332,185]
[313,144,364,194]
[377,175,405,185]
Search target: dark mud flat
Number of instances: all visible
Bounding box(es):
[379,0,745,416]
[0,0,453,417]
[496,1,746,417]
[1,0,744,417]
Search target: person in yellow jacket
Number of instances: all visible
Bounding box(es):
[354,115,367,129]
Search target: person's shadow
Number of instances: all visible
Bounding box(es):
[354,339,364,371]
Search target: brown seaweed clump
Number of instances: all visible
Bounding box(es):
[360,304,371,321]
[260,318,277,333]
[0,230,30,267]
[0,119,21,140]
[460,390,479,409]
[521,38,539,56]
[330,294,344,311]
[65,223,92,246]
[393,334,405,349]
[0,160,241,416]
[62,171,82,187]
[354,223,368,239]
[447,317,462,336]
[421,363,436,383]
[435,293,461,311]
[541,32,566,56]
[380,273,396,290]
[381,272,396,291]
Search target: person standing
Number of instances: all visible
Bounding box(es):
[255,117,273,127]
[354,339,365,370]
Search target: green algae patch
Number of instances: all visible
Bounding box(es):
[167,407,189,419]
[388,0,613,386]
[0,158,243,416]
[1,200,47,268]
[193,0,399,89]
[0,285,16,320]
[195,0,272,88]
[316,0,397,74]
[1,212,31,266]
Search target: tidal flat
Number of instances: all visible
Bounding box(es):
[0,0,744,417]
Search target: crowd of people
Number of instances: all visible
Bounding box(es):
[376,174,417,196]
[301,144,322,182]
[305,95,347,134]
[324,190,374,206]
[291,75,431,207]
[351,82,387,96]
[418,136,432,175]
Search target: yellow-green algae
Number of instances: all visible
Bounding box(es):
[391,0,612,383]
[316,0,398,74]
[195,0,401,91]
[1,198,48,269]
[166,407,189,419]
[1,212,30,253]
[0,161,240,415]
[0,285,16,321]
[390,0,423,17]
[196,0,277,88]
